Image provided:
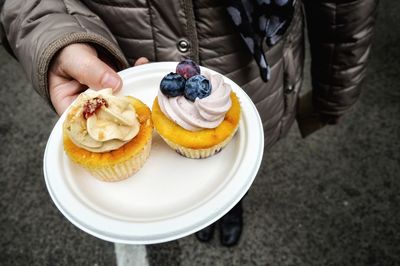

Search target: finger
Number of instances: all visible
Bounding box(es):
[50,80,84,115]
[60,45,123,92]
[134,57,150,66]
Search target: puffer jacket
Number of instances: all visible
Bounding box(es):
[0,0,378,148]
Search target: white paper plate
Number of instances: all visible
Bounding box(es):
[43,62,264,244]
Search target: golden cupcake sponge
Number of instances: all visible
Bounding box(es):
[63,97,153,181]
[152,92,241,157]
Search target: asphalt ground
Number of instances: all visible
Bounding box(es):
[1,1,399,265]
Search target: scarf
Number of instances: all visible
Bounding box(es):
[226,0,296,81]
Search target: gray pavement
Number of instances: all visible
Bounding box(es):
[1,1,400,265]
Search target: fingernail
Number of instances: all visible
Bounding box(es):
[102,73,121,90]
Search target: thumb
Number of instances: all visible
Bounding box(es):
[60,44,122,91]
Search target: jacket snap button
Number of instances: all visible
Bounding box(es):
[285,85,294,93]
[177,40,189,53]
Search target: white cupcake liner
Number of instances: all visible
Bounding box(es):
[88,138,152,182]
[159,126,238,159]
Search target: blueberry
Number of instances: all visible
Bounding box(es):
[184,75,212,101]
[160,72,186,97]
[176,59,201,79]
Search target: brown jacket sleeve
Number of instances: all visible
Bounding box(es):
[0,0,128,103]
[304,0,379,117]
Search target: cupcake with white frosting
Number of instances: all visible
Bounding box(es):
[63,89,153,181]
[152,60,241,159]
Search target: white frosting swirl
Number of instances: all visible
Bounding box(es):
[158,71,232,131]
[64,89,140,152]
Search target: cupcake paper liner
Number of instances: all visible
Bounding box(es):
[160,125,238,159]
[87,138,152,182]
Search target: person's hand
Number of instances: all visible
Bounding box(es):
[48,43,149,115]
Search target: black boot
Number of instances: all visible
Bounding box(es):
[219,200,243,247]
[195,223,216,242]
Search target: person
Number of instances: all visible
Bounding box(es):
[0,0,378,247]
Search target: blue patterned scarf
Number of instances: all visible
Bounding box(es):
[226,0,296,81]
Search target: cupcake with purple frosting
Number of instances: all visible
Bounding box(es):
[151,60,241,159]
